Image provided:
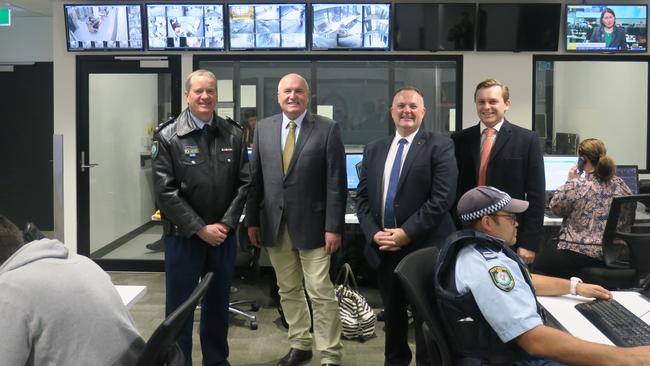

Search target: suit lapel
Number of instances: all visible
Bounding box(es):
[397,130,426,192]
[375,136,392,209]
[269,116,284,177]
[285,112,314,178]
[490,120,512,162]
[469,124,481,178]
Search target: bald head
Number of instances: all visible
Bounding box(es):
[277,73,310,119]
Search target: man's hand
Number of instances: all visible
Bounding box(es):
[577,283,612,300]
[248,226,262,248]
[517,247,536,264]
[197,223,229,246]
[324,232,341,255]
[373,228,410,251]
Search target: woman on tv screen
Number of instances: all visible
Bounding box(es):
[589,7,627,50]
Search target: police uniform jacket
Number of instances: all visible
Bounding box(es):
[152,109,250,237]
[434,229,545,365]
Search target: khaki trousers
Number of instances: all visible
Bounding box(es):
[267,225,343,364]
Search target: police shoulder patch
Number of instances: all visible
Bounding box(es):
[489,265,515,292]
[151,141,159,160]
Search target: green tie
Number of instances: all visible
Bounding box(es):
[283,120,297,173]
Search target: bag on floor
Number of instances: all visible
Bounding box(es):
[334,263,376,341]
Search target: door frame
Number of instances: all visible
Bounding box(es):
[76,55,182,271]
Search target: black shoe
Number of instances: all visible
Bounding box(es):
[145,239,164,252]
[277,348,312,366]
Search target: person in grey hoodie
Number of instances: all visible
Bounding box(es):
[0,215,145,365]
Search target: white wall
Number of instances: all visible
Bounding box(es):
[0,16,52,62]
[554,62,648,165]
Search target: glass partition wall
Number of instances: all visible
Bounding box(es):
[533,55,649,171]
[195,55,463,149]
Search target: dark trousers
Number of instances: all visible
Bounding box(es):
[377,253,429,366]
[534,239,606,279]
[165,234,236,366]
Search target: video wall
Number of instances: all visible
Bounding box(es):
[64,2,649,54]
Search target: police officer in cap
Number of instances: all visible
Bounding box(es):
[152,69,250,366]
[434,186,650,366]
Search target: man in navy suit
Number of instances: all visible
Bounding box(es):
[356,86,457,366]
[452,79,545,264]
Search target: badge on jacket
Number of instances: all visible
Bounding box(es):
[184,145,200,157]
[489,265,515,292]
[151,141,159,160]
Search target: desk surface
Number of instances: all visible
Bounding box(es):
[115,285,147,309]
[538,291,650,345]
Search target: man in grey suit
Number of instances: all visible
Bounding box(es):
[246,73,346,366]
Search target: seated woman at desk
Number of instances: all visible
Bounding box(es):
[535,138,633,278]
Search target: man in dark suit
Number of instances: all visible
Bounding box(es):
[356,86,458,366]
[247,73,346,366]
[453,78,545,264]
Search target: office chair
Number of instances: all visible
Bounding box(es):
[135,272,214,366]
[577,194,650,290]
[229,224,260,330]
[394,246,453,366]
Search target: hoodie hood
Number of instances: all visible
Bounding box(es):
[0,238,69,275]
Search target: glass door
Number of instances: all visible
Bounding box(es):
[76,55,181,270]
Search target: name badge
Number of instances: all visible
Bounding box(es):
[184,145,200,157]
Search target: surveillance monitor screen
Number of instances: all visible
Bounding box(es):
[146,4,224,50]
[228,4,306,50]
[64,4,144,51]
[346,153,363,190]
[566,4,647,52]
[312,3,390,49]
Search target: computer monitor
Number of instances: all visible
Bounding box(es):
[64,4,144,51]
[346,153,363,191]
[228,4,307,50]
[616,165,639,194]
[544,155,577,191]
[145,4,224,50]
[247,148,253,162]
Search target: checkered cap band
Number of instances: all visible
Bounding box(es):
[459,193,512,223]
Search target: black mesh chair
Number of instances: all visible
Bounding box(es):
[578,194,650,289]
[394,246,453,366]
[229,224,260,330]
[135,272,214,366]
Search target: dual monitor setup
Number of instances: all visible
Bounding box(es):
[64,3,648,53]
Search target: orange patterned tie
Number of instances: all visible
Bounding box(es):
[478,127,496,186]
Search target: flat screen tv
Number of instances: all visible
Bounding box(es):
[394,3,475,51]
[228,4,306,50]
[64,4,144,51]
[311,3,390,50]
[477,3,561,51]
[566,4,647,52]
[146,4,224,50]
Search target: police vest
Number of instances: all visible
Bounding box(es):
[434,229,545,365]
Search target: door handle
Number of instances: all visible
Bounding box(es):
[80,151,99,172]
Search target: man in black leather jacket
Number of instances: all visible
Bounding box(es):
[152,69,250,366]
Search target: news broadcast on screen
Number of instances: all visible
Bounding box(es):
[566,4,647,52]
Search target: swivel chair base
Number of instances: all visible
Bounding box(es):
[229,299,259,330]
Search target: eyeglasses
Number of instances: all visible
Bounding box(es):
[490,213,517,223]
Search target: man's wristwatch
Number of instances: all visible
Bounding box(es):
[570,277,583,296]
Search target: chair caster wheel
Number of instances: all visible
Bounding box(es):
[250,321,258,330]
[251,303,260,311]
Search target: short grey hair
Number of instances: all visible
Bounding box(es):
[185,69,217,91]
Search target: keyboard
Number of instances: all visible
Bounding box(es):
[575,299,650,347]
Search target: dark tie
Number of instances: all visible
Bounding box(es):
[384,138,407,228]
[202,123,212,136]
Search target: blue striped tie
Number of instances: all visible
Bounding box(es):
[384,138,407,228]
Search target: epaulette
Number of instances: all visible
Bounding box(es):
[154,115,176,133]
[226,117,244,130]
[474,244,499,261]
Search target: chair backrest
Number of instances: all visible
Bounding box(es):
[602,194,650,265]
[394,246,452,366]
[135,272,214,366]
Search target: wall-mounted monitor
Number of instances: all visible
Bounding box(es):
[228,4,306,50]
[477,3,561,51]
[566,4,647,52]
[394,3,475,51]
[311,3,390,50]
[146,4,224,50]
[64,4,144,51]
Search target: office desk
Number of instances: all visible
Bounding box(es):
[538,291,650,345]
[345,213,563,226]
[116,285,147,309]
